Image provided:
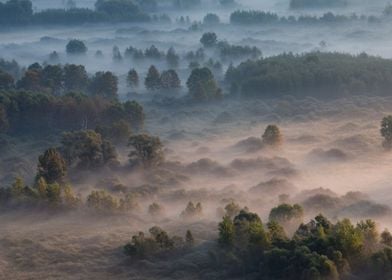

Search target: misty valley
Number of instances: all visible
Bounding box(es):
[2,0,392,279]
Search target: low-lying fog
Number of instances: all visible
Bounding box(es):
[2,94,392,279]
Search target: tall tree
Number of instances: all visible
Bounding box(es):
[89,71,118,101]
[145,65,161,91]
[127,68,139,89]
[128,134,164,168]
[37,148,67,184]
[160,69,181,90]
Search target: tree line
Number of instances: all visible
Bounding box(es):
[225,52,392,98]
[230,10,382,25]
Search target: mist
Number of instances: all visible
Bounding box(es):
[2,0,392,279]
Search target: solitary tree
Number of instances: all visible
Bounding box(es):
[186,67,221,100]
[185,230,195,247]
[262,125,282,146]
[200,32,218,48]
[166,47,179,68]
[127,68,139,89]
[66,39,87,55]
[160,69,181,90]
[37,148,67,184]
[381,116,392,149]
[128,134,164,168]
[145,65,161,91]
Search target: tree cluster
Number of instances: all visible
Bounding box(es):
[216,208,392,279]
[0,0,151,26]
[124,226,195,258]
[225,52,392,98]
[230,10,375,25]
[0,90,144,136]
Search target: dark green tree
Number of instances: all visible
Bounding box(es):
[200,32,218,48]
[89,71,118,101]
[64,64,89,91]
[127,68,139,88]
[37,148,67,184]
[128,134,164,168]
[160,69,181,90]
[186,67,221,100]
[66,39,87,55]
[145,65,161,91]
[262,124,282,146]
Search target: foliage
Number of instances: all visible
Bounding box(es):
[127,68,139,89]
[148,202,164,216]
[203,13,220,25]
[144,65,161,91]
[230,10,368,25]
[86,190,119,213]
[0,90,144,136]
[186,67,222,101]
[124,226,191,258]
[200,32,218,48]
[225,52,392,98]
[89,71,118,101]
[262,125,282,146]
[160,70,181,90]
[216,210,392,279]
[180,201,203,219]
[290,0,347,9]
[0,176,80,210]
[60,130,118,169]
[66,39,87,55]
[37,148,67,184]
[128,134,164,168]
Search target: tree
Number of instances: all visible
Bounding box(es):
[262,124,282,146]
[269,204,303,224]
[160,69,181,90]
[127,68,139,88]
[46,183,62,205]
[60,130,118,169]
[64,64,88,91]
[381,229,392,247]
[145,65,161,91]
[203,13,220,25]
[224,201,241,218]
[166,47,179,68]
[37,148,67,184]
[87,190,119,213]
[381,116,392,149]
[112,45,122,62]
[89,71,118,101]
[186,67,221,100]
[124,100,145,131]
[148,202,163,216]
[200,32,218,48]
[128,134,164,168]
[269,204,303,234]
[185,230,195,247]
[149,226,174,249]
[0,70,14,90]
[17,69,43,91]
[42,65,63,95]
[66,39,87,55]
[218,215,234,247]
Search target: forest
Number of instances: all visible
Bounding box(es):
[2,0,392,279]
